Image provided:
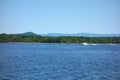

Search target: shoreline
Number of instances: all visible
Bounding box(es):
[0,42,120,45]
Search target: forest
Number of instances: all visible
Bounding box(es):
[0,33,120,43]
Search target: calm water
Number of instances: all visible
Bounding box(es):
[0,43,120,80]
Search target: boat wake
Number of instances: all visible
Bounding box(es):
[81,43,97,46]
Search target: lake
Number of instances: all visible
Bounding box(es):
[0,43,120,80]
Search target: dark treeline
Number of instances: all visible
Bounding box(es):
[0,33,120,43]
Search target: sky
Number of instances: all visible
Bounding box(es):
[0,0,120,34]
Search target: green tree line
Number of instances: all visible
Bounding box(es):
[0,33,120,43]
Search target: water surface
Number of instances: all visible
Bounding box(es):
[0,43,120,80]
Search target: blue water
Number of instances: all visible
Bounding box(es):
[0,43,120,80]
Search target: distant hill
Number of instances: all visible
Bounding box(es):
[11,32,120,37]
[16,32,39,36]
[41,33,120,37]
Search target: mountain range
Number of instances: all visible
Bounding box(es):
[14,32,120,37]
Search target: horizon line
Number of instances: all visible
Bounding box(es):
[0,32,120,35]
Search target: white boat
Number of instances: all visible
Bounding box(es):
[81,43,89,45]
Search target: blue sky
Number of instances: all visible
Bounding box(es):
[0,0,120,34]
